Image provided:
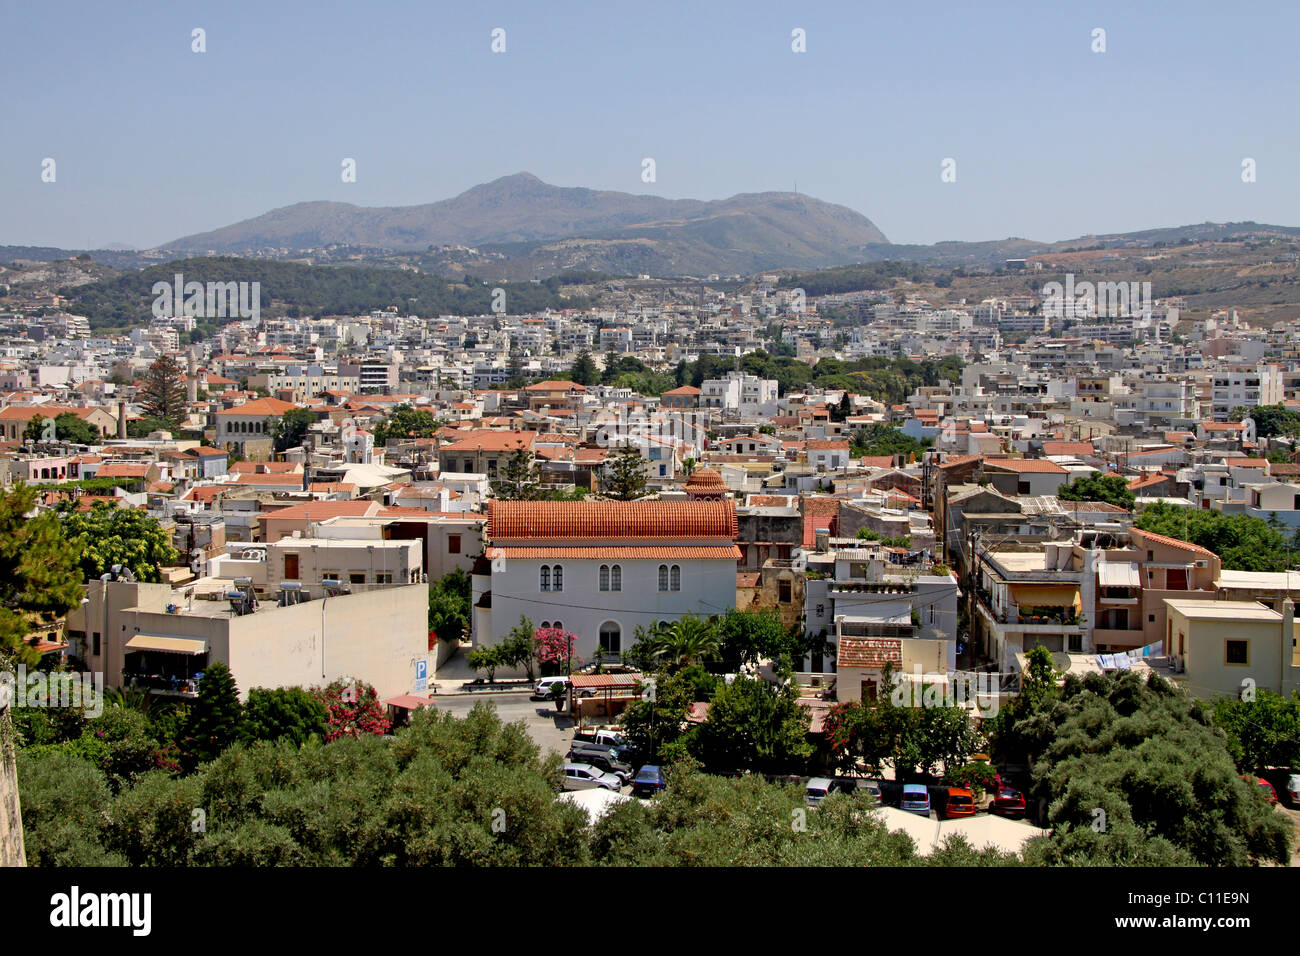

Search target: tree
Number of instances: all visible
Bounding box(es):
[534,626,582,675]
[689,673,813,774]
[428,568,471,644]
[240,687,328,746]
[315,677,391,740]
[23,412,99,446]
[126,415,178,439]
[1213,690,1300,771]
[506,350,527,389]
[1135,501,1289,572]
[492,447,542,500]
[467,645,505,683]
[650,614,720,670]
[570,350,598,386]
[498,617,537,681]
[847,423,926,460]
[272,407,316,453]
[600,442,648,501]
[1057,474,1136,511]
[138,354,187,426]
[59,503,180,583]
[715,608,802,669]
[372,404,443,446]
[0,484,83,667]
[180,661,243,770]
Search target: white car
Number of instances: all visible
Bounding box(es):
[1287,773,1300,807]
[562,762,623,792]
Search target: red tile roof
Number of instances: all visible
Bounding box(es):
[214,397,298,416]
[984,458,1067,474]
[486,545,742,560]
[488,499,738,540]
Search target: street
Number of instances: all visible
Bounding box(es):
[428,691,577,757]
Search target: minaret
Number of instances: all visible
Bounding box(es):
[187,349,199,405]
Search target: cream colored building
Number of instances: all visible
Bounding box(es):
[1163,598,1300,699]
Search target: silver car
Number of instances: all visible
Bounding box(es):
[562,762,622,792]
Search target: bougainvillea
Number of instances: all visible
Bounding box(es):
[533,627,584,673]
[314,677,391,741]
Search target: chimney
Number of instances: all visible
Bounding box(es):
[117,402,127,439]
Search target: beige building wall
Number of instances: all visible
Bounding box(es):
[1165,600,1300,699]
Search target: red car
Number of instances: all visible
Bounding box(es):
[1242,775,1277,806]
[990,787,1027,818]
[943,787,976,819]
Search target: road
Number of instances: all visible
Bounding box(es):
[429,691,576,756]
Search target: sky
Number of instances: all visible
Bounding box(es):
[3,0,1298,250]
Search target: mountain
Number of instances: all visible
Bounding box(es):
[163,173,889,275]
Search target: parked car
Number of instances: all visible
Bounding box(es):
[806,777,835,806]
[567,749,632,783]
[532,677,598,701]
[990,787,1027,818]
[632,764,667,796]
[562,762,622,792]
[827,777,881,803]
[1242,775,1277,806]
[901,783,931,817]
[569,742,623,765]
[942,787,976,819]
[572,728,627,749]
[1287,773,1300,807]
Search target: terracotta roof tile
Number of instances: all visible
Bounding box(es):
[488,499,737,540]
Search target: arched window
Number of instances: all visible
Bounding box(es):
[599,565,610,591]
[599,621,621,656]
[552,565,563,592]
[541,621,551,629]
[610,565,621,592]
[658,565,669,592]
[670,565,681,591]
[540,566,551,592]
[552,621,562,631]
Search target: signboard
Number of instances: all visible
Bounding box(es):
[414,659,428,692]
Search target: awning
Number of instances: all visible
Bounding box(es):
[383,695,434,710]
[124,635,208,655]
[1008,584,1081,610]
[1098,561,1140,588]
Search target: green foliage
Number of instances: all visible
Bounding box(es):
[23,412,100,445]
[776,261,929,297]
[492,447,543,500]
[848,423,927,460]
[999,668,1292,866]
[1235,404,1300,439]
[689,674,813,774]
[241,687,328,747]
[59,502,180,582]
[0,484,83,667]
[600,442,648,501]
[271,407,316,453]
[14,751,129,866]
[1057,473,1136,510]
[62,257,592,329]
[138,353,187,426]
[428,568,472,643]
[715,608,803,670]
[180,661,243,770]
[467,645,505,682]
[1212,690,1300,771]
[1134,501,1289,571]
[373,404,444,446]
[127,415,180,439]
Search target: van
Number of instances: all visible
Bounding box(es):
[806,778,835,806]
[901,784,931,817]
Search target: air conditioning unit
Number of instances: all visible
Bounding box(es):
[1194,560,1207,568]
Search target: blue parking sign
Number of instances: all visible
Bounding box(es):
[415,659,428,691]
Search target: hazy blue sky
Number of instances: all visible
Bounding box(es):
[4,0,1297,250]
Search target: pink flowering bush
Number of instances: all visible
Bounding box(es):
[315,677,392,741]
[533,627,584,675]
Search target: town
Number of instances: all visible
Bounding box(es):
[0,248,1297,868]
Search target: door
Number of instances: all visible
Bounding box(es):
[284,553,299,580]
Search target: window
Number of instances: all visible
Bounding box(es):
[349,573,366,585]
[552,565,563,592]
[815,604,824,617]
[448,534,461,554]
[541,621,550,629]
[552,621,561,631]
[600,565,610,591]
[670,565,680,591]
[1148,614,1155,623]
[658,564,669,591]
[778,579,792,604]
[540,566,551,592]
[1068,634,1082,653]
[610,565,621,591]
[376,572,393,585]
[92,632,101,656]
[599,621,621,656]
[1225,640,1249,665]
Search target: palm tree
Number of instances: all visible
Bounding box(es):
[651,614,720,670]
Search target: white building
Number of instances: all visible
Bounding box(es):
[474,500,741,666]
